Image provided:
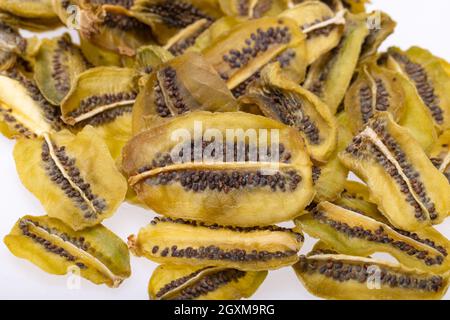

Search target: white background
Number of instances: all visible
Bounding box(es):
[0,0,449,300]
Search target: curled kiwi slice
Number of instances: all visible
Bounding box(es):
[240,63,337,162]
[34,34,91,106]
[132,51,238,134]
[128,216,304,270]
[294,253,449,300]
[13,126,128,230]
[148,265,267,300]
[4,215,131,287]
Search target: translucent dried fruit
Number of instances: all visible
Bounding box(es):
[294,253,449,300]
[280,1,345,65]
[34,34,91,106]
[128,216,304,270]
[123,111,315,226]
[303,12,369,114]
[296,201,450,274]
[241,63,337,162]
[0,67,63,139]
[312,112,353,201]
[345,62,405,133]
[339,112,450,230]
[0,0,57,19]
[0,21,26,71]
[148,265,267,300]
[132,52,238,134]
[359,11,396,63]
[428,130,450,184]
[131,0,223,45]
[4,215,131,287]
[79,4,154,57]
[387,47,450,132]
[13,126,128,230]
[202,17,306,90]
[219,0,288,18]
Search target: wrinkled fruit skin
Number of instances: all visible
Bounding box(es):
[4,215,131,287]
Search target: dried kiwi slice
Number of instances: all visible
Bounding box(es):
[428,130,450,183]
[0,9,62,31]
[280,0,345,65]
[296,201,450,274]
[0,21,26,71]
[303,12,369,114]
[345,62,405,134]
[13,126,128,230]
[131,0,223,45]
[240,63,337,162]
[133,45,173,77]
[164,18,213,56]
[0,67,63,139]
[148,265,267,300]
[79,37,133,67]
[219,0,288,18]
[129,216,304,270]
[122,111,315,227]
[34,34,91,105]
[4,215,131,287]
[132,52,238,134]
[339,112,450,230]
[387,47,450,132]
[293,253,449,300]
[0,0,57,19]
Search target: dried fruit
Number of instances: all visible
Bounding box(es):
[79,37,134,67]
[133,45,173,77]
[148,265,267,300]
[34,34,91,106]
[132,52,238,134]
[219,0,288,18]
[123,111,315,227]
[345,62,405,133]
[0,21,26,71]
[4,215,131,287]
[339,112,450,230]
[312,112,353,201]
[202,17,305,90]
[428,130,450,183]
[13,126,128,230]
[0,10,62,31]
[128,216,304,270]
[164,18,213,56]
[303,12,369,114]
[280,1,345,65]
[296,201,450,274]
[387,47,450,132]
[294,253,449,300]
[0,67,63,139]
[241,63,337,162]
[131,0,223,45]
[0,0,57,19]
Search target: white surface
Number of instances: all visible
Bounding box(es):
[1,0,449,300]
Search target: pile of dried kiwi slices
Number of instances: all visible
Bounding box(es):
[0,0,449,300]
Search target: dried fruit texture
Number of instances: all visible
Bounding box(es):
[79,37,133,67]
[0,68,63,139]
[241,63,337,162]
[134,45,173,77]
[387,47,450,133]
[34,34,91,106]
[293,253,449,300]
[202,17,306,90]
[303,12,369,114]
[128,217,304,270]
[79,4,154,57]
[359,11,395,63]
[148,265,267,300]
[309,240,339,256]
[345,62,405,134]
[428,130,450,184]
[339,112,450,230]
[13,126,128,230]
[4,215,131,287]
[0,21,26,71]
[280,1,345,65]
[312,112,352,201]
[132,52,238,134]
[296,202,450,274]
[0,0,57,19]
[219,0,288,18]
[131,0,223,45]
[123,111,315,226]
[340,0,369,13]
[0,10,62,31]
